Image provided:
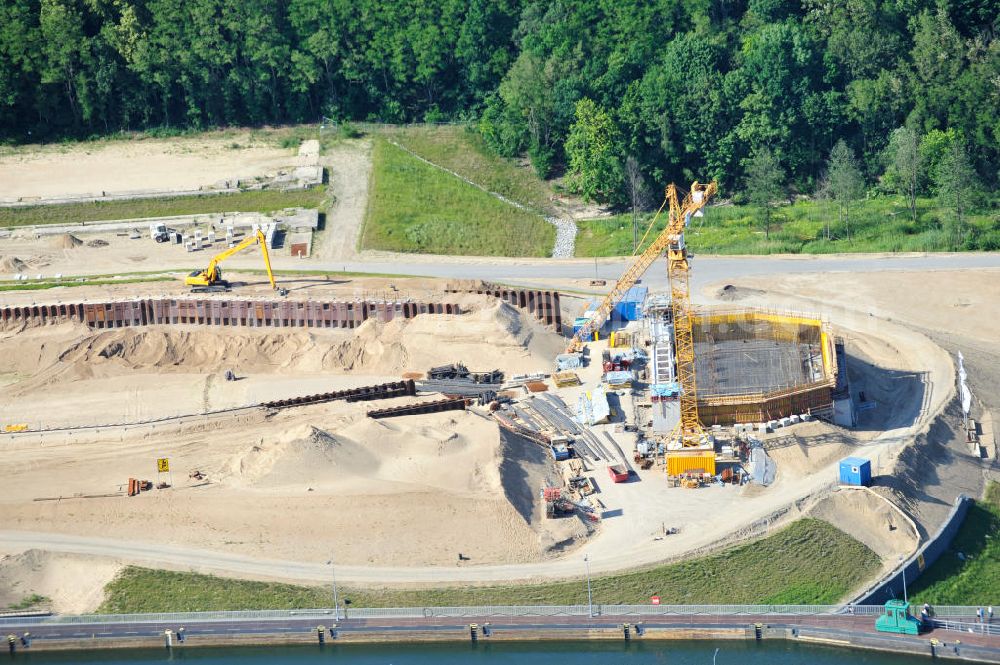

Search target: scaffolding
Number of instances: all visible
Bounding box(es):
[689,308,837,425]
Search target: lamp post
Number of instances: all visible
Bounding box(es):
[326,557,340,621]
[899,555,908,603]
[584,555,593,617]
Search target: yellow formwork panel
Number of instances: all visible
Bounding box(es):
[667,452,716,476]
[694,311,822,329]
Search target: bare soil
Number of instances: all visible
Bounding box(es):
[0,132,296,200]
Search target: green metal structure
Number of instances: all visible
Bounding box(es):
[874,600,922,635]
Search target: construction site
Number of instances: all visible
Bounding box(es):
[0,134,994,615]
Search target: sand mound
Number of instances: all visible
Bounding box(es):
[809,489,918,560]
[223,413,506,494]
[50,233,83,249]
[766,421,857,479]
[5,302,559,386]
[716,284,765,301]
[0,550,121,614]
[0,255,27,273]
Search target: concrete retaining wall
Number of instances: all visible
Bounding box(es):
[852,494,972,605]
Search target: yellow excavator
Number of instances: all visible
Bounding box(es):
[184,229,288,295]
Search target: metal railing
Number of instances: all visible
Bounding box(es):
[0,604,987,627]
[931,618,1000,637]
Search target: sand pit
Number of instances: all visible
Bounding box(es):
[0,550,121,614]
[0,301,558,392]
[0,409,567,567]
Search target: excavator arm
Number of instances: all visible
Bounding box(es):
[185,229,285,294]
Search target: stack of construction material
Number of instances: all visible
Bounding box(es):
[552,371,581,387]
[605,370,633,389]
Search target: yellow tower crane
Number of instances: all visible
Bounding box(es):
[664,181,717,449]
[564,180,717,451]
[184,229,287,295]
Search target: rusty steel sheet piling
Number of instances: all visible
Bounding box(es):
[367,397,470,419]
[263,380,416,409]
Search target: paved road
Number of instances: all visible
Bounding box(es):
[1,611,998,658]
[294,252,1000,293]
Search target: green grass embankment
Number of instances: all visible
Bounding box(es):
[98,518,879,613]
[378,125,553,215]
[911,482,1000,606]
[575,197,1000,256]
[359,138,554,257]
[0,187,327,228]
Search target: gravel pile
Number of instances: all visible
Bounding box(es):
[546,216,577,258]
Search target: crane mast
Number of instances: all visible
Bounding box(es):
[563,179,716,447]
[665,181,717,448]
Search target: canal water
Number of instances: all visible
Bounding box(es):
[4,641,924,664]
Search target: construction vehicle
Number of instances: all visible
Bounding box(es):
[150,222,172,243]
[184,229,287,295]
[565,181,717,451]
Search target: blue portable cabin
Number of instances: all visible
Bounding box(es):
[613,286,648,322]
[839,456,872,486]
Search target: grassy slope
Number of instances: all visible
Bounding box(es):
[98,519,879,613]
[379,125,553,215]
[910,482,1000,606]
[360,137,554,257]
[575,197,1000,256]
[0,187,327,228]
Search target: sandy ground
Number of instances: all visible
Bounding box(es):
[712,270,998,537]
[0,267,992,600]
[0,132,298,200]
[0,550,121,614]
[0,301,586,584]
[312,140,371,262]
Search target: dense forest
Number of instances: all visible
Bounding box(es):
[1,0,997,201]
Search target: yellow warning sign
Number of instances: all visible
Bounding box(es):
[157,458,170,473]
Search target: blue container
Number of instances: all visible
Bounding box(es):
[839,456,872,486]
[551,444,570,461]
[613,286,648,322]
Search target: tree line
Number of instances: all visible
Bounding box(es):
[1,0,997,214]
